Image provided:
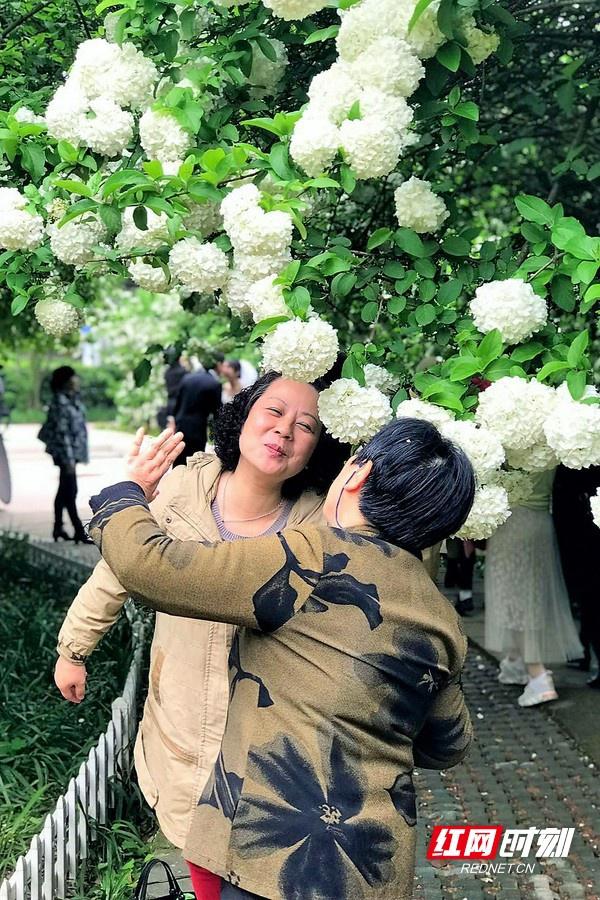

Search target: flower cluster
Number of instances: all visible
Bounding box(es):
[363,364,400,395]
[183,200,223,237]
[290,0,429,179]
[48,215,106,267]
[440,419,505,484]
[318,378,392,445]
[116,208,170,253]
[475,377,556,452]
[45,38,157,157]
[543,385,600,469]
[393,177,449,233]
[34,280,82,337]
[246,276,290,323]
[262,0,328,19]
[138,108,190,167]
[249,38,288,96]
[463,17,501,65]
[169,237,229,294]
[455,484,511,540]
[395,397,455,430]
[470,278,548,344]
[262,317,339,383]
[128,260,170,293]
[336,0,443,62]
[488,468,534,507]
[0,188,44,251]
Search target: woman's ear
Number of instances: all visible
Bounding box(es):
[345,459,373,493]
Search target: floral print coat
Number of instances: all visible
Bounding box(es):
[89,482,472,900]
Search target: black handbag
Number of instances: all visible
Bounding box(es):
[133,858,189,899]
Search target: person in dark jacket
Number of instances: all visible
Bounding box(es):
[38,366,91,543]
[173,365,221,466]
[157,351,189,429]
[553,465,600,687]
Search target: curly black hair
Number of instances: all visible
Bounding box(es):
[213,368,351,499]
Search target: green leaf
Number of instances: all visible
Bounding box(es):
[58,198,99,227]
[255,35,278,60]
[391,388,409,412]
[341,355,366,386]
[442,235,471,257]
[102,169,151,197]
[415,303,436,326]
[20,144,45,180]
[536,360,572,381]
[576,261,599,285]
[153,29,179,62]
[567,370,586,401]
[587,162,600,181]
[339,164,356,195]
[485,357,513,381]
[581,283,600,314]
[395,271,417,294]
[11,295,29,316]
[285,286,311,319]
[510,341,545,363]
[133,206,148,231]
[567,330,589,368]
[249,315,290,341]
[436,42,461,72]
[97,204,122,234]
[515,194,554,227]
[395,228,426,257]
[409,0,436,30]
[448,356,482,382]
[332,272,357,297]
[269,143,295,180]
[304,25,339,44]
[361,301,379,323]
[437,0,456,39]
[55,178,93,198]
[415,258,436,278]
[388,296,407,315]
[383,261,405,279]
[454,101,479,121]
[437,279,462,305]
[367,228,393,251]
[95,0,128,13]
[477,329,503,368]
[133,358,151,387]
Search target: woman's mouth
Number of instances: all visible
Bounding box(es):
[265,443,287,458]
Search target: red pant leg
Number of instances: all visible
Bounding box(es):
[187,861,221,900]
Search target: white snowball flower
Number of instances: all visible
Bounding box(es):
[357,88,414,132]
[70,39,121,98]
[339,116,404,180]
[337,0,443,62]
[262,317,339,382]
[169,238,229,293]
[45,80,89,144]
[590,490,600,528]
[475,377,557,451]
[183,201,223,237]
[220,183,261,229]
[247,276,291,323]
[115,208,169,252]
[233,251,291,283]
[70,39,157,110]
[221,269,252,316]
[78,98,134,156]
[249,38,288,93]
[394,177,449,233]
[228,209,293,257]
[363,364,401,395]
[489,469,534,507]
[14,106,45,125]
[463,17,500,65]
[505,442,558,473]
[441,419,505,483]
[262,0,329,20]
[543,391,600,469]
[139,109,190,164]
[48,216,106,266]
[128,260,170,293]
[308,63,358,124]
[34,298,80,337]
[396,398,455,430]
[455,485,511,540]
[0,188,44,251]
[351,37,424,98]
[318,378,392,445]
[470,279,548,345]
[290,114,340,176]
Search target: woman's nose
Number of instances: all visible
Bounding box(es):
[274,417,293,438]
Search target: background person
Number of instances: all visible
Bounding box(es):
[54,371,350,883]
[157,349,189,429]
[172,362,222,466]
[221,359,243,404]
[38,366,91,543]
[87,417,476,900]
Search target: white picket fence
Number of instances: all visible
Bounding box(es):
[0,540,148,900]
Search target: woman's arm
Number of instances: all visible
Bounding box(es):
[89,482,324,631]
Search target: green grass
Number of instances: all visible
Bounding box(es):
[0,534,137,880]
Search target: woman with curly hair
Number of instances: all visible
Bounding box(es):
[54,370,349,895]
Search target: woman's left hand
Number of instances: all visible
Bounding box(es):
[126,426,185,501]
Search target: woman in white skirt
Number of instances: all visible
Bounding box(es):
[485,468,583,706]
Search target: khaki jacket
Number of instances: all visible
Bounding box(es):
[57,453,325,847]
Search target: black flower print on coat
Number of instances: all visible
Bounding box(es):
[229,633,273,708]
[387,773,417,827]
[355,627,448,740]
[199,751,244,821]
[299,550,383,630]
[330,527,399,558]
[251,535,320,631]
[232,733,397,900]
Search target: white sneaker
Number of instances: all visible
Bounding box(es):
[518,671,558,707]
[498,656,528,685]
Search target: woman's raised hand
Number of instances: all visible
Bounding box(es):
[126,426,185,501]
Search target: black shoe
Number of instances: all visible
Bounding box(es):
[587,675,600,689]
[73,531,94,545]
[566,657,591,672]
[455,598,475,616]
[53,527,73,542]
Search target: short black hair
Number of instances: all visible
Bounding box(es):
[356,418,475,552]
[50,366,76,393]
[213,370,351,499]
[227,359,242,377]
